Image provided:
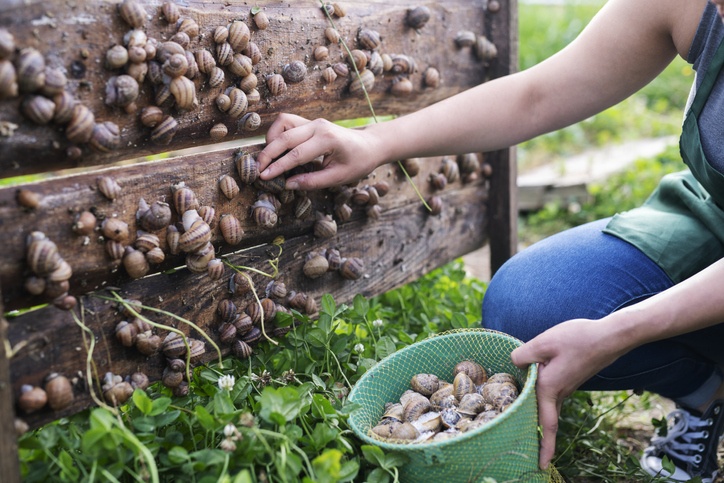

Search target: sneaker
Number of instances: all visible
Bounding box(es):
[640,400,724,482]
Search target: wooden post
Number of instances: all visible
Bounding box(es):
[0,287,21,483]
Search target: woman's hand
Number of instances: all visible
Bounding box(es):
[510,318,627,470]
[256,113,385,190]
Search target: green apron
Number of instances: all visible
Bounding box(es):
[603,38,724,283]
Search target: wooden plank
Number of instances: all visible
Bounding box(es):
[0,0,501,177]
[8,180,489,429]
[0,143,489,311]
[0,290,21,483]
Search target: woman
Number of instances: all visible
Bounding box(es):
[257,0,724,480]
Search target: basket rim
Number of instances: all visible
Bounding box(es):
[348,328,538,450]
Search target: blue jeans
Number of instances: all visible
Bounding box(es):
[482,219,724,406]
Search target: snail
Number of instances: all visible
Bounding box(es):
[340,257,364,280]
[406,6,432,30]
[135,330,162,356]
[217,299,238,323]
[45,373,73,411]
[474,36,498,62]
[335,203,352,222]
[216,42,233,66]
[232,340,253,359]
[391,76,413,97]
[325,27,340,45]
[26,232,61,276]
[228,21,250,52]
[162,365,184,388]
[453,360,488,385]
[129,372,150,391]
[144,246,165,264]
[266,280,287,300]
[266,73,287,96]
[358,29,381,51]
[188,339,206,364]
[229,271,251,296]
[18,385,48,414]
[219,214,243,245]
[410,374,440,397]
[332,62,349,77]
[428,195,443,216]
[390,54,416,75]
[16,48,45,93]
[151,116,178,145]
[325,248,343,271]
[52,92,75,124]
[101,218,129,242]
[195,49,216,74]
[0,60,18,99]
[430,172,448,191]
[115,320,138,347]
[252,10,269,30]
[127,45,147,64]
[294,196,312,220]
[238,73,258,93]
[240,326,262,345]
[66,104,95,144]
[455,31,476,48]
[106,240,125,260]
[90,122,121,153]
[251,198,278,228]
[314,46,329,62]
[209,67,225,88]
[218,322,237,345]
[137,199,172,231]
[282,60,307,84]
[245,301,262,324]
[177,18,200,39]
[348,49,367,71]
[162,332,188,359]
[368,52,384,76]
[170,32,190,49]
[105,75,140,107]
[17,189,42,209]
[123,247,150,279]
[219,175,239,200]
[0,28,15,59]
[41,67,67,96]
[242,42,262,65]
[185,243,215,273]
[178,217,212,253]
[381,53,393,72]
[322,67,337,85]
[423,67,441,89]
[119,0,147,28]
[169,75,197,110]
[162,1,180,24]
[453,372,475,401]
[227,88,248,118]
[313,212,337,238]
[303,253,329,279]
[134,232,161,253]
[163,53,188,78]
[213,26,229,44]
[21,95,55,125]
[207,258,225,280]
[234,313,253,334]
[238,112,261,132]
[349,69,374,97]
[140,106,163,128]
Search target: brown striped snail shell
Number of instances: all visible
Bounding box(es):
[18,385,48,414]
[358,29,381,51]
[325,27,340,44]
[321,67,337,85]
[232,340,253,359]
[17,189,41,209]
[400,159,420,176]
[170,75,197,110]
[21,95,55,125]
[45,373,74,411]
[348,49,367,71]
[254,176,286,195]
[457,153,480,174]
[123,246,150,278]
[453,372,475,401]
[340,257,364,280]
[195,49,216,74]
[105,75,139,107]
[162,366,184,388]
[185,242,215,272]
[242,42,262,65]
[279,189,295,204]
[134,231,161,253]
[217,299,238,322]
[16,48,45,93]
[282,60,307,84]
[351,188,370,206]
[253,10,269,30]
[332,62,349,77]
[227,88,248,118]
[106,240,125,260]
[52,91,76,124]
[423,67,441,89]
[349,69,374,97]
[115,320,138,347]
[368,52,384,76]
[219,175,239,199]
[430,172,447,191]
[230,271,251,296]
[294,196,312,220]
[145,247,165,264]
[198,204,216,227]
[97,175,122,201]
[314,46,329,62]
[458,393,486,417]
[213,26,229,44]
[228,21,250,52]
[179,219,211,253]
[430,384,456,410]
[127,45,147,64]
[410,373,439,397]
[184,51,198,79]
[441,157,460,183]
[238,73,258,93]
[266,73,287,96]
[66,104,95,144]
[215,92,231,112]
[391,76,413,97]
[454,360,488,385]
[138,199,172,232]
[252,199,278,229]
[303,254,329,279]
[216,42,233,66]
[169,32,190,50]
[403,394,431,422]
[26,232,60,275]
[162,1,180,24]
[381,53,393,72]
[218,322,237,345]
[325,248,343,271]
[188,339,206,364]
[428,195,443,215]
[265,280,287,300]
[139,106,163,128]
[177,18,200,39]
[234,313,253,334]
[335,203,352,222]
[245,301,262,325]
[219,214,243,245]
[365,185,380,205]
[119,0,147,28]
[247,88,261,105]
[487,372,518,387]
[157,41,185,63]
[129,371,151,391]
[391,54,416,75]
[240,326,262,345]
[151,116,178,145]
[162,332,188,358]
[41,67,67,97]
[163,53,188,78]
[239,111,261,132]
[228,53,253,77]
[102,217,130,242]
[313,212,337,238]
[455,30,476,48]
[207,258,225,280]
[47,259,73,283]
[0,28,15,59]
[106,45,130,69]
[0,60,18,99]
[406,6,431,29]
[474,36,498,61]
[90,121,121,153]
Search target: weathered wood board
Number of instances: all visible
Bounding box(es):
[0,0,501,176]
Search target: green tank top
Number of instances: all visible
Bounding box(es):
[603,38,724,283]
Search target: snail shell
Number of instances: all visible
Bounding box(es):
[66,104,95,144]
[139,106,163,129]
[177,18,200,39]
[227,88,248,118]
[47,260,73,283]
[185,242,215,272]
[325,27,341,44]
[232,339,253,359]
[151,116,178,145]
[313,212,337,238]
[115,320,138,347]
[216,42,233,66]
[453,360,488,385]
[138,200,172,231]
[391,76,413,97]
[428,195,443,216]
[335,203,352,222]
[119,0,147,28]
[303,254,329,279]
[45,373,74,411]
[147,60,163,84]
[474,36,498,61]
[162,366,184,388]
[255,176,286,194]
[234,313,253,334]
[332,62,349,77]
[282,60,307,84]
[227,53,254,77]
[0,28,15,59]
[348,49,367,71]
[230,271,251,296]
[423,67,441,89]
[219,175,239,199]
[410,373,440,397]
[239,111,261,132]
[247,88,261,105]
[217,299,238,322]
[430,172,447,191]
[135,331,162,356]
[209,66,225,88]
[321,67,337,85]
[265,280,287,300]
[241,326,262,345]
[252,201,278,228]
[453,372,475,401]
[129,372,151,390]
[17,189,42,209]
[163,53,188,78]
[458,153,481,174]
[188,339,206,364]
[383,402,404,422]
[294,196,312,220]
[215,93,231,112]
[261,297,276,321]
[162,332,188,358]
[106,240,125,260]
[134,231,161,253]
[162,1,180,24]
[403,394,431,422]
[487,372,518,387]
[18,385,48,414]
[178,219,211,253]
[314,46,329,62]
[21,95,55,125]
[266,73,287,96]
[454,29,476,48]
[371,421,398,439]
[368,51,384,76]
[458,393,486,417]
[348,69,374,97]
[242,42,262,65]
[199,204,216,227]
[441,157,459,183]
[52,91,76,124]
[0,60,18,99]
[157,83,174,107]
[340,257,364,280]
[253,11,270,30]
[184,51,198,79]
[90,121,121,153]
[366,185,380,205]
[195,49,216,74]
[381,53,393,72]
[440,407,464,429]
[127,45,147,64]
[41,67,67,96]
[106,75,139,107]
[102,217,129,242]
[358,29,381,51]
[170,75,197,110]
[238,73,258,93]
[235,151,259,184]
[157,41,184,64]
[325,248,343,271]
[482,382,519,409]
[213,26,229,44]
[219,214,243,245]
[218,322,237,345]
[26,232,60,276]
[228,21,250,52]
[391,55,416,75]
[406,6,431,29]
[123,246,150,278]
[16,48,45,93]
[170,32,190,50]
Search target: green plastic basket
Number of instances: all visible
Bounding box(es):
[349,329,553,483]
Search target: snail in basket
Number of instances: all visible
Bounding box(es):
[370,360,520,443]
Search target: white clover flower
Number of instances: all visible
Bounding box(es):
[354,343,364,353]
[219,438,237,453]
[223,423,237,438]
[218,374,235,391]
[372,318,383,328]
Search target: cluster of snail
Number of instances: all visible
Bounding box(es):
[24,231,77,310]
[0,27,120,159]
[371,360,520,443]
[303,248,364,281]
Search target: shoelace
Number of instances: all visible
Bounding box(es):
[650,409,713,465]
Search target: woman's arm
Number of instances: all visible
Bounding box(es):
[511,256,724,470]
[257,0,703,190]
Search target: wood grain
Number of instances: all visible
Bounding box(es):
[0,295,20,483]
[0,0,500,177]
